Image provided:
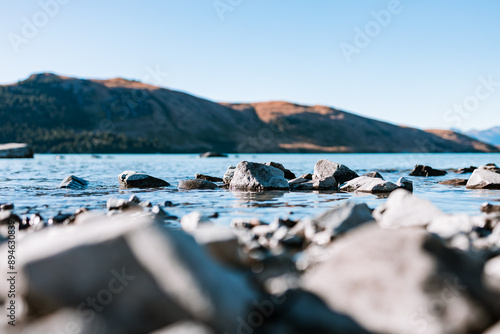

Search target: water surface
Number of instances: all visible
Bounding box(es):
[1,153,499,225]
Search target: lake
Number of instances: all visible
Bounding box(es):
[1,153,499,225]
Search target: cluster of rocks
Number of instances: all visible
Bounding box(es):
[2,189,500,334]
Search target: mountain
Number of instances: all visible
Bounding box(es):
[464,127,500,147]
[0,73,498,153]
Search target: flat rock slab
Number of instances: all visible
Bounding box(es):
[313,160,358,184]
[230,161,289,190]
[410,165,447,177]
[178,179,218,190]
[0,143,34,158]
[466,169,500,189]
[340,176,398,193]
[118,171,170,188]
[59,175,89,190]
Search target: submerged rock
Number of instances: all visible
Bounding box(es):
[466,169,500,189]
[195,174,223,183]
[199,151,227,158]
[439,178,468,186]
[230,161,289,190]
[265,162,296,179]
[313,160,358,184]
[0,143,34,158]
[59,175,89,190]
[118,171,170,188]
[340,176,398,193]
[178,179,218,190]
[223,166,236,185]
[302,224,500,334]
[409,165,447,177]
[362,172,384,179]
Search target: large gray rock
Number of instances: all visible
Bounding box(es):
[373,190,445,228]
[303,224,500,334]
[292,177,338,191]
[427,214,484,240]
[0,143,34,158]
[466,169,500,189]
[178,179,218,190]
[118,171,170,188]
[230,161,289,190]
[59,175,89,190]
[1,214,259,334]
[340,176,398,193]
[313,159,358,184]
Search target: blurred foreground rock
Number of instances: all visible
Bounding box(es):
[303,224,500,334]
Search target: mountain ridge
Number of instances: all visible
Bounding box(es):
[1,73,498,154]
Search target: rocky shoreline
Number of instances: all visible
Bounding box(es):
[1,159,500,334]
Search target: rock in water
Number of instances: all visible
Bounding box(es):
[313,160,358,184]
[199,152,227,158]
[118,171,170,188]
[340,176,398,193]
[5,214,259,334]
[195,174,223,183]
[456,166,477,174]
[396,177,413,191]
[59,175,89,189]
[409,165,447,177]
[230,161,289,190]
[223,166,236,185]
[302,224,500,334]
[178,179,218,190]
[466,169,500,189]
[265,162,296,179]
[0,143,34,158]
[439,178,468,186]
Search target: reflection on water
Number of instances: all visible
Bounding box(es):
[0,153,499,225]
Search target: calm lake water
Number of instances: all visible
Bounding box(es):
[1,153,499,225]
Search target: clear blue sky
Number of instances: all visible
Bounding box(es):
[1,0,499,131]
